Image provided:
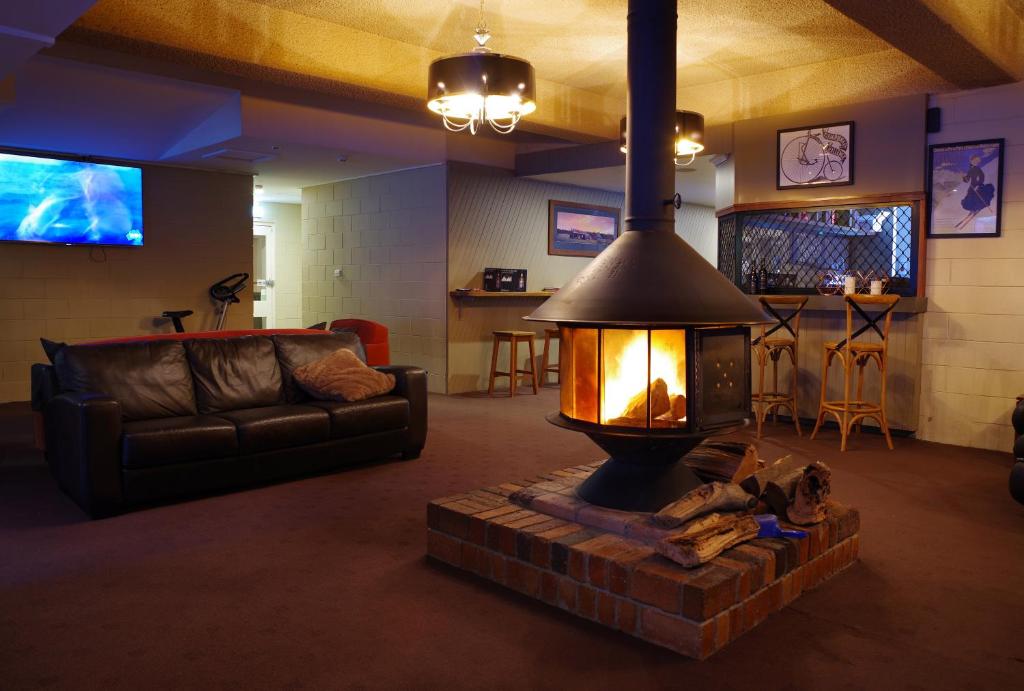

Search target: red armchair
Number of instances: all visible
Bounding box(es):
[329,319,390,366]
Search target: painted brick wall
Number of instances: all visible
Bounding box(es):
[919,81,1024,451]
[300,165,447,393]
[0,166,253,403]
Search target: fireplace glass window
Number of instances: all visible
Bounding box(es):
[560,327,687,430]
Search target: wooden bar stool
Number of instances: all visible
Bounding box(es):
[488,330,539,396]
[751,295,808,438]
[540,328,560,386]
[811,294,899,451]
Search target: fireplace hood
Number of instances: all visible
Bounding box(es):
[525,229,767,326]
[525,0,765,330]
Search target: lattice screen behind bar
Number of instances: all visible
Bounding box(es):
[717,204,918,296]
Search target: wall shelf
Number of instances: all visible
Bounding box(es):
[449,290,555,317]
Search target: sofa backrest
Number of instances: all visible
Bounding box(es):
[272,333,366,403]
[54,341,198,421]
[185,336,284,414]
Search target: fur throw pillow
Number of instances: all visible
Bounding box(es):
[292,347,395,402]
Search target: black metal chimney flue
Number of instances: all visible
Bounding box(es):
[625,0,677,235]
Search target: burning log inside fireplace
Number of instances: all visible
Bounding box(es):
[607,378,687,427]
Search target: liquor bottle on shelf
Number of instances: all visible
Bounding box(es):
[759,260,769,295]
[748,264,759,294]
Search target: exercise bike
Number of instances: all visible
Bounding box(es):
[161,273,250,333]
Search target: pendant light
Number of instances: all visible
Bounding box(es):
[619,110,705,165]
[426,0,536,135]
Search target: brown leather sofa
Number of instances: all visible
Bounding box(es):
[31,333,427,518]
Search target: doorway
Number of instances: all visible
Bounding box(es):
[253,221,275,328]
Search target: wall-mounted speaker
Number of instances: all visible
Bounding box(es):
[926,107,942,133]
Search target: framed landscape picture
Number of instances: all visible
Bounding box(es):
[548,200,621,258]
[777,121,854,190]
[927,139,1003,238]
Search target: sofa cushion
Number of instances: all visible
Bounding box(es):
[306,395,409,439]
[185,336,284,414]
[293,348,395,402]
[54,341,197,421]
[215,405,330,455]
[121,415,238,469]
[272,333,366,402]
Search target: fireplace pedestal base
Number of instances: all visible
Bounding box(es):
[427,462,860,659]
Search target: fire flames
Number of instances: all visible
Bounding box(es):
[601,330,687,427]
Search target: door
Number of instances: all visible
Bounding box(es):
[253,222,275,328]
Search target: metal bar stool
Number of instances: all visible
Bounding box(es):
[540,328,560,386]
[751,295,808,438]
[488,330,539,396]
[811,294,899,451]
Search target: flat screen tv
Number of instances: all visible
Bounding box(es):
[0,152,143,246]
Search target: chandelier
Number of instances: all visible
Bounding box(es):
[619,110,705,165]
[426,1,536,135]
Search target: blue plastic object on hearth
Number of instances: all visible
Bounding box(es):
[755,514,808,539]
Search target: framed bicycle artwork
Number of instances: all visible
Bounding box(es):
[776,121,854,190]
[926,139,1003,238]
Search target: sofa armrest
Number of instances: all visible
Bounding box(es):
[376,365,428,456]
[31,363,59,412]
[45,392,123,518]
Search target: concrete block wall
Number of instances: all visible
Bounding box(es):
[919,81,1024,451]
[300,165,447,393]
[0,166,253,403]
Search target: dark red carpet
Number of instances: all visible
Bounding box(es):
[1,392,1022,690]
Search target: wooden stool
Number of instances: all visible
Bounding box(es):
[811,294,899,451]
[752,295,808,438]
[488,330,539,396]
[540,328,560,386]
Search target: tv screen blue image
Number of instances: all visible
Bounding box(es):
[0,152,143,246]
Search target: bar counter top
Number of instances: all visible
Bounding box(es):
[746,294,927,314]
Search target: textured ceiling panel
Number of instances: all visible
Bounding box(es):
[66,0,978,138]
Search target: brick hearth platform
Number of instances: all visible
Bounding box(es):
[427,462,860,659]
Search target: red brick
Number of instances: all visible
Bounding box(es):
[597,591,617,627]
[460,542,484,574]
[557,576,577,611]
[576,504,643,535]
[713,556,754,601]
[729,603,745,640]
[426,530,461,566]
[437,508,470,540]
[608,547,657,596]
[682,565,739,621]
[488,552,506,584]
[713,610,731,653]
[540,571,559,605]
[567,534,620,582]
[630,557,685,613]
[742,585,773,630]
[516,519,567,562]
[766,580,784,613]
[577,584,597,619]
[586,538,637,588]
[531,523,582,568]
[732,544,776,590]
[851,534,860,560]
[506,560,541,597]
[468,505,520,545]
[427,502,440,529]
[617,599,638,633]
[467,490,509,508]
[640,607,705,658]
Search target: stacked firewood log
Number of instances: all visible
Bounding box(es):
[652,441,833,568]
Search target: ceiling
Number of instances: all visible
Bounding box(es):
[59,0,1024,141]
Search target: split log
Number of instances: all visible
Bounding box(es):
[672,511,726,537]
[653,481,756,528]
[621,377,670,421]
[763,467,806,515]
[739,454,806,497]
[787,462,832,525]
[655,514,760,568]
[682,440,758,484]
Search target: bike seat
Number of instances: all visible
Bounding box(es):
[161,310,194,319]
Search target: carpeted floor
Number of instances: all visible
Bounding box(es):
[1,391,1022,690]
